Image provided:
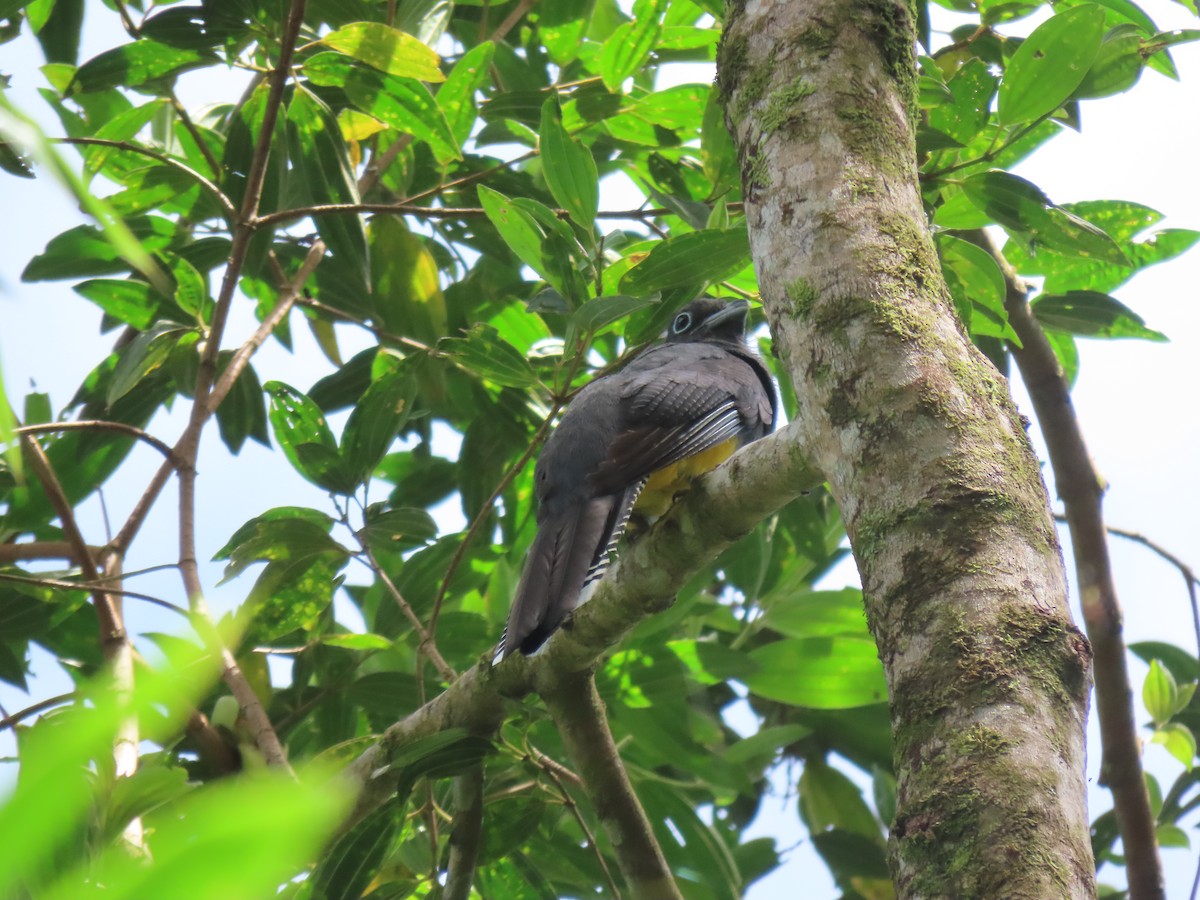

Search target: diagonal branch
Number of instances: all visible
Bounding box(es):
[543,672,682,900]
[341,419,820,827]
[971,229,1164,899]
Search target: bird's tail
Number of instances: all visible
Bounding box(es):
[494,484,641,664]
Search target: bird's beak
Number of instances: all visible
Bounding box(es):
[695,299,750,336]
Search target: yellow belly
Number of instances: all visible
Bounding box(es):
[635,438,740,517]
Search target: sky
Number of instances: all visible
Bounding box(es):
[2,2,1199,897]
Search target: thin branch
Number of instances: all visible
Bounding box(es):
[400,150,538,207]
[357,547,457,682]
[0,541,99,563]
[535,752,621,898]
[427,403,560,636]
[971,229,1164,899]
[166,0,308,772]
[253,202,737,230]
[542,672,682,900]
[57,137,236,220]
[168,89,222,179]
[19,435,124,647]
[443,767,484,900]
[1058,517,1200,662]
[293,295,437,355]
[15,421,185,469]
[488,0,538,43]
[0,692,76,732]
[0,571,189,616]
[208,241,322,412]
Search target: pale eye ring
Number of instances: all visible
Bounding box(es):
[672,312,692,333]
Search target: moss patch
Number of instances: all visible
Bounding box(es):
[760,76,816,134]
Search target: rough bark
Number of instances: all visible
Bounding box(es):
[719,1,1095,896]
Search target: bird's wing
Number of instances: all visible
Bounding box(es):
[590,349,771,491]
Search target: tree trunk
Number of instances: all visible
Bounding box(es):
[719,1,1096,896]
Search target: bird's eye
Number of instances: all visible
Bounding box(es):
[672,312,692,334]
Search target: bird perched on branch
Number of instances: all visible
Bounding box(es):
[495,297,777,663]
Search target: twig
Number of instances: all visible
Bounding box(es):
[971,229,1164,899]
[1100,524,1200,661]
[488,0,538,43]
[0,571,188,616]
[57,137,236,220]
[168,89,222,178]
[536,752,621,898]
[357,547,457,682]
[293,296,436,354]
[20,435,124,648]
[0,692,76,732]
[15,421,185,469]
[252,202,735,230]
[542,671,682,900]
[427,403,560,636]
[207,241,322,412]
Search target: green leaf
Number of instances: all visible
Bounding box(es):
[68,40,216,94]
[170,256,209,320]
[761,587,871,639]
[310,803,398,900]
[477,185,570,295]
[263,381,355,493]
[21,216,175,282]
[723,724,812,766]
[960,171,1129,265]
[571,294,658,335]
[74,278,161,330]
[1130,642,1200,683]
[997,5,1107,125]
[45,768,350,900]
[1032,291,1166,341]
[287,87,370,291]
[598,0,668,90]
[799,757,884,842]
[214,355,269,454]
[214,506,345,579]
[108,322,192,405]
[539,99,599,229]
[321,22,445,82]
[1157,823,1192,849]
[1075,24,1146,99]
[1145,659,1179,725]
[1151,722,1196,769]
[322,632,394,650]
[340,357,419,484]
[438,41,495,148]
[444,324,539,388]
[937,233,1020,344]
[245,554,346,642]
[927,59,997,146]
[619,228,751,294]
[359,505,438,553]
[304,53,458,163]
[743,637,888,709]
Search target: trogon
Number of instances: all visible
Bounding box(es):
[495,297,777,663]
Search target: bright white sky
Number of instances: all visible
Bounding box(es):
[1,3,1198,897]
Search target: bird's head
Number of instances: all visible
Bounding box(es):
[666,297,751,345]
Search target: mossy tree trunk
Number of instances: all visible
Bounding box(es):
[719,1,1096,896]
